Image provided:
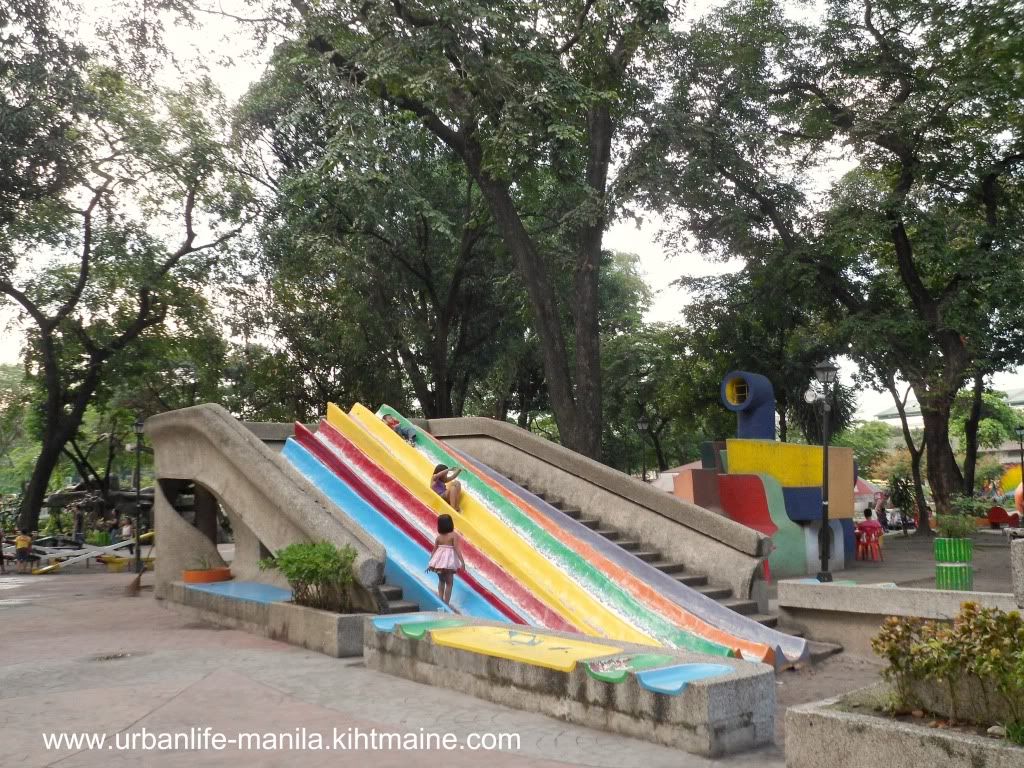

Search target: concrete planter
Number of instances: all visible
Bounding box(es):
[164,581,368,658]
[267,602,367,658]
[787,685,1024,768]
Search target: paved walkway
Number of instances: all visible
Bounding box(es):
[842,531,1012,592]
[1,573,801,768]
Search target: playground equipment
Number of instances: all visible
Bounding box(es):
[674,371,856,578]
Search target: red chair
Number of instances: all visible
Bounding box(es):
[856,529,883,561]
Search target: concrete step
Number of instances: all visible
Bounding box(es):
[718,597,757,615]
[617,540,641,551]
[807,639,843,663]
[578,518,601,530]
[632,550,661,563]
[383,599,420,614]
[595,528,620,541]
[694,584,732,600]
[650,560,687,575]
[561,507,582,519]
[673,572,708,587]
[379,584,403,601]
[749,613,779,628]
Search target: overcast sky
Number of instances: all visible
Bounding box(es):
[2,1,1021,421]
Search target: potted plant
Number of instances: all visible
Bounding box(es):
[259,541,357,612]
[181,554,232,584]
[935,499,978,590]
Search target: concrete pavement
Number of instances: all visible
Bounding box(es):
[0,573,789,768]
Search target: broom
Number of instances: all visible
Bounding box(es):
[124,543,153,596]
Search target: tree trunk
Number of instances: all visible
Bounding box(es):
[918,398,963,520]
[650,430,668,471]
[961,371,984,496]
[885,380,929,533]
[18,434,68,531]
[468,166,583,448]
[778,406,788,443]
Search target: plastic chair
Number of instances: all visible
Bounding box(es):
[856,529,883,562]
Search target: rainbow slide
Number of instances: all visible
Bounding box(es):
[370,404,806,667]
[278,401,806,667]
[345,403,773,662]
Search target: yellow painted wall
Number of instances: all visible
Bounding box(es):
[726,439,854,519]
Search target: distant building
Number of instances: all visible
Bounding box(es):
[874,387,1024,433]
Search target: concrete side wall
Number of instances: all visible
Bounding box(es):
[786,689,1024,768]
[777,580,1020,657]
[148,404,384,607]
[165,582,366,657]
[364,619,774,757]
[426,418,766,599]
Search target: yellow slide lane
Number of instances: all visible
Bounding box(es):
[330,403,657,645]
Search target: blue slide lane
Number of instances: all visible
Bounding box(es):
[283,439,506,620]
[452,448,809,666]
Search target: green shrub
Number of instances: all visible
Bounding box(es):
[1007,721,1024,746]
[259,541,357,613]
[950,494,992,518]
[872,603,1024,732]
[935,513,976,540]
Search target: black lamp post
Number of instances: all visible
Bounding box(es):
[133,416,144,575]
[1016,425,1024,505]
[814,360,839,582]
[637,414,649,482]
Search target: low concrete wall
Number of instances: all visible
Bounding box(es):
[267,602,364,658]
[1012,539,1024,607]
[364,614,774,757]
[786,686,1024,768]
[425,417,767,601]
[165,581,367,658]
[777,580,1019,656]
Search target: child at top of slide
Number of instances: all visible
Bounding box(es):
[431,464,463,512]
[381,414,417,445]
[426,513,465,607]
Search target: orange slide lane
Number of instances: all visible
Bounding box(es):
[430,433,776,665]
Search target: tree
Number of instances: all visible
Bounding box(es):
[1,72,241,530]
[208,0,676,458]
[833,421,895,476]
[630,0,1024,520]
[234,45,527,419]
[951,389,1024,494]
[681,271,852,443]
[0,1,89,231]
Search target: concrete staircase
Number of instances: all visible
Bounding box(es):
[510,479,783,629]
[378,583,419,614]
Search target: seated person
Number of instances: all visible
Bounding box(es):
[382,414,417,445]
[857,507,884,538]
[431,464,463,512]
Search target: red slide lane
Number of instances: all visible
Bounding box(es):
[294,424,524,624]
[302,422,576,632]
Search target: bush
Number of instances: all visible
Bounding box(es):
[259,541,357,613]
[935,513,977,539]
[872,603,1024,736]
[950,494,992,518]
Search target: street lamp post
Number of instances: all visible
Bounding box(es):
[133,416,144,575]
[637,414,649,482]
[1016,425,1024,509]
[814,361,839,582]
